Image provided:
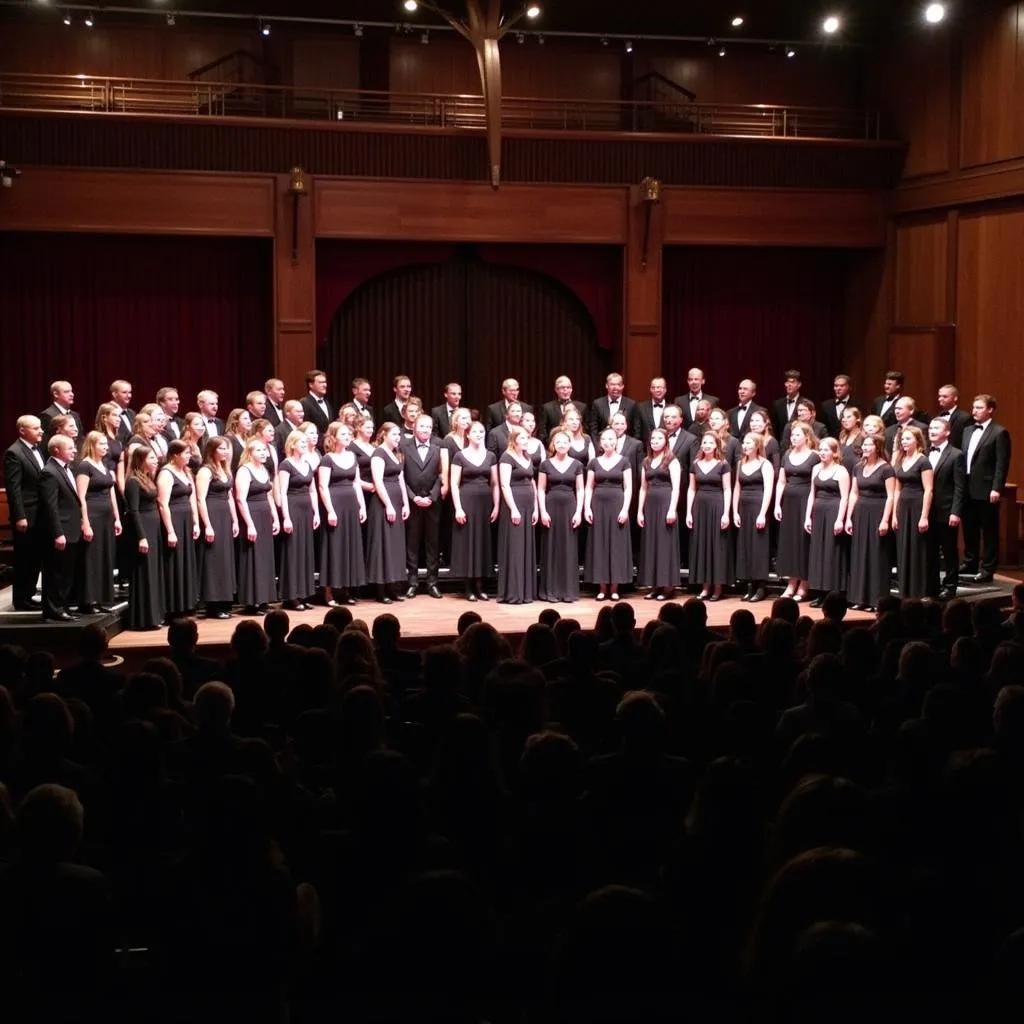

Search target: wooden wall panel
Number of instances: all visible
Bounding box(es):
[956,206,1024,486]
[390,37,479,96]
[314,180,629,243]
[842,235,895,398]
[893,217,949,324]
[960,4,1024,169]
[1,168,275,236]
[662,188,887,247]
[289,36,361,92]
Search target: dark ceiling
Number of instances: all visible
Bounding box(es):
[0,0,957,44]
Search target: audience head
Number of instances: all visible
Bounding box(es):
[17,784,84,863]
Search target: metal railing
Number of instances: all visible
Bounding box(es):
[0,73,885,140]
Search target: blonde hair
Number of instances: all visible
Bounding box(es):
[741,432,766,461]
[238,437,269,471]
[95,401,121,435]
[506,426,529,453]
[447,408,472,439]
[547,429,572,456]
[324,422,351,453]
[284,430,308,457]
[817,437,840,459]
[788,423,812,447]
[893,425,927,466]
[862,414,886,437]
[224,408,250,438]
[78,430,106,463]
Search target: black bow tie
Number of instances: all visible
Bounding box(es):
[653,402,664,408]
[929,446,941,453]
[739,405,748,412]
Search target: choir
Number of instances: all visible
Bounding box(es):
[3,370,1012,625]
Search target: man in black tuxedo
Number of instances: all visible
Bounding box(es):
[196,390,225,441]
[781,399,828,450]
[263,378,286,428]
[819,374,859,439]
[37,434,83,621]
[770,369,806,438]
[40,380,85,440]
[350,377,374,422]
[157,386,184,441]
[675,367,719,430]
[4,414,46,610]
[274,401,306,456]
[687,399,713,438]
[925,417,965,599]
[883,397,930,457]
[487,401,522,455]
[381,374,413,428]
[935,384,972,449]
[727,379,767,439]
[960,394,1012,582]
[244,390,267,428]
[540,376,587,442]
[661,405,697,477]
[589,372,636,441]
[485,378,532,432]
[110,379,136,444]
[300,369,333,439]
[431,382,464,439]
[401,415,444,599]
[871,370,905,428]
[633,377,669,446]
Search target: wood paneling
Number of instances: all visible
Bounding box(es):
[662,188,887,247]
[0,168,275,236]
[314,180,629,243]
[960,4,1024,169]
[887,325,956,414]
[894,217,948,325]
[892,158,1024,214]
[623,184,663,389]
[390,37,480,96]
[957,206,1024,486]
[290,36,361,92]
[842,234,895,397]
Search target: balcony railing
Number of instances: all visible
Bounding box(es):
[0,73,885,141]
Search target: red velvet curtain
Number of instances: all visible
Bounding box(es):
[0,232,272,466]
[662,246,848,407]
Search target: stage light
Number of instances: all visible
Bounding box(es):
[625,40,633,54]
[516,31,525,43]
[63,11,71,25]
[354,23,363,37]
[785,45,796,57]
[421,30,429,44]
[537,34,544,45]
[404,0,418,11]
[166,13,176,26]
[731,16,744,28]
[526,4,541,18]
[83,11,94,26]
[822,15,841,34]
[718,47,727,57]
[260,19,270,36]
[925,3,946,23]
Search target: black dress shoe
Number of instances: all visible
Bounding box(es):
[44,611,74,623]
[405,585,418,599]
[938,587,957,600]
[379,595,393,605]
[809,596,825,608]
[958,563,978,575]
[477,591,489,601]
[750,588,767,603]
[427,584,442,599]
[467,592,477,603]
[342,595,357,606]
[97,605,114,614]
[975,572,995,584]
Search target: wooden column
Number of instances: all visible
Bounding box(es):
[273,172,317,396]
[622,183,663,391]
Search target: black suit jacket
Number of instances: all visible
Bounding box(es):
[274,419,305,456]
[487,422,511,455]
[4,439,44,525]
[819,398,861,439]
[161,416,184,442]
[666,429,698,477]
[727,403,768,439]
[770,396,809,438]
[351,403,375,425]
[540,399,587,442]
[400,437,443,503]
[884,418,930,457]
[381,401,404,429]
[38,458,83,542]
[676,392,720,429]
[115,407,137,445]
[40,404,85,440]
[614,435,645,485]
[632,401,670,445]
[940,408,971,450]
[300,394,334,435]
[431,404,460,439]
[872,394,903,428]
[485,400,533,432]
[928,444,965,519]
[781,420,829,450]
[264,401,284,428]
[962,421,1012,500]
[588,396,637,440]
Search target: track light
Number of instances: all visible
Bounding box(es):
[259,19,270,36]
[822,15,841,34]
[600,36,608,46]
[421,30,430,44]
[718,47,727,57]
[166,12,175,26]
[731,16,744,28]
[537,34,544,45]
[525,4,541,18]
[62,11,71,25]
[404,0,418,11]
[516,31,525,43]
[924,3,946,23]
[354,22,363,37]
[785,45,796,58]
[83,10,93,26]
[624,40,633,54]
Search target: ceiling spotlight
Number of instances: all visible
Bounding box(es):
[404,0,418,11]
[731,16,744,27]
[600,36,608,46]
[706,37,716,47]
[166,12,175,26]
[625,40,633,54]
[525,4,541,17]
[421,30,429,43]
[354,22,363,37]
[537,33,544,45]
[718,47,727,57]
[516,31,525,43]
[63,11,71,25]
[924,3,946,23]
[785,45,796,58]
[822,15,841,34]
[83,11,93,26]
[260,19,270,36]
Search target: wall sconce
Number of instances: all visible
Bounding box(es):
[640,176,661,270]
[288,166,308,263]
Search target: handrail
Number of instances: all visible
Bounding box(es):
[0,73,886,141]
[633,71,697,103]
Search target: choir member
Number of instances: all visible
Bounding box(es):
[497,426,539,605]
[4,415,45,611]
[935,384,971,450]
[450,421,499,602]
[38,435,82,621]
[274,401,306,456]
[300,422,322,472]
[770,369,805,438]
[124,447,164,630]
[487,401,521,455]
[677,367,719,430]
[686,431,733,601]
[350,377,374,421]
[223,408,251,472]
[244,390,267,429]
[401,414,445,600]
[235,437,280,614]
[277,430,320,610]
[584,427,634,601]
[537,428,585,602]
[883,397,930,457]
[732,431,774,603]
[318,423,367,607]
[250,418,280,483]
[123,412,162,473]
[486,378,532,432]
[707,407,741,471]
[633,378,668,446]
[519,411,546,469]
[687,399,713,438]
[196,389,224,440]
[746,409,781,470]
[75,431,121,614]
[351,415,377,499]
[960,394,1012,583]
[845,436,896,612]
[179,412,206,474]
[41,380,85,440]
[561,408,595,466]
[264,378,286,427]
[438,408,471,568]
[137,405,169,462]
[820,375,859,439]
[338,403,361,431]
[381,374,412,428]
[540,376,587,442]
[156,439,200,619]
[925,417,965,600]
[400,397,424,441]
[727,379,766,438]
[49,414,79,448]
[367,423,410,605]
[110,379,136,444]
[892,425,934,599]
[838,406,866,473]
[95,402,125,487]
[804,437,850,607]
[589,372,636,442]
[443,408,472,457]
[780,399,828,450]
[195,435,239,620]
[774,423,820,601]
[872,370,905,428]
[637,427,681,601]
[431,382,463,439]
[300,368,333,438]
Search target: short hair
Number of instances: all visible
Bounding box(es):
[351,377,369,389]
[156,386,179,403]
[193,681,235,730]
[796,397,816,414]
[305,369,326,387]
[17,784,84,861]
[783,369,802,381]
[47,434,71,455]
[16,414,40,431]
[50,380,71,395]
[884,370,905,385]
[110,379,131,393]
[197,389,218,404]
[246,390,265,407]
[264,378,284,392]
[284,429,308,455]
[392,374,411,388]
[167,616,199,651]
[974,394,997,412]
[939,384,959,399]
[284,399,303,415]
[606,372,624,385]
[896,396,917,411]
[834,374,851,386]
